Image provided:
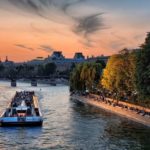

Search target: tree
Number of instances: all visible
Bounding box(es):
[9,68,18,79]
[70,64,85,92]
[0,64,5,77]
[136,33,150,98]
[44,63,57,76]
[101,54,119,93]
[70,62,103,92]
[101,49,136,100]
[70,63,76,71]
[37,65,45,76]
[0,64,4,72]
[96,59,106,68]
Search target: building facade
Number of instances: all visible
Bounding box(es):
[1,52,109,72]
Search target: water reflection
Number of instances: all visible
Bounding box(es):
[70,101,150,150]
[0,81,150,150]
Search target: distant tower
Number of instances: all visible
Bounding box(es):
[5,56,8,62]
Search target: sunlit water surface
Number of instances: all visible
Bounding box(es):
[0,81,150,150]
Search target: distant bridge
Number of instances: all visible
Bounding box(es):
[5,75,69,80]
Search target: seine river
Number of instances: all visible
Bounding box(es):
[0,81,149,150]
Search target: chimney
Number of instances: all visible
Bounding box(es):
[5,56,8,62]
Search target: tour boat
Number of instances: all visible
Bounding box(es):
[0,91,43,126]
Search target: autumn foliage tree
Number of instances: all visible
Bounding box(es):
[101,49,136,100]
[101,33,150,107]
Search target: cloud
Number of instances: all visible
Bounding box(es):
[6,0,49,19]
[79,37,96,48]
[61,0,86,14]
[73,13,106,47]
[15,44,34,51]
[4,0,107,47]
[38,45,55,53]
[73,13,105,35]
[15,44,55,53]
[5,0,86,19]
[3,0,91,31]
[110,41,125,50]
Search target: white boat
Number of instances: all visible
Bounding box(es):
[0,91,43,126]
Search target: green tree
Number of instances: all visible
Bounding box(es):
[70,63,76,71]
[0,64,4,72]
[44,63,57,76]
[37,65,45,76]
[96,59,106,68]
[70,62,103,92]
[136,33,150,98]
[70,64,85,92]
[9,68,17,79]
[0,64,5,77]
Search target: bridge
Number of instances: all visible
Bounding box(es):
[5,75,69,87]
[6,75,69,80]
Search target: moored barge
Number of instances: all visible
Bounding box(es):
[0,91,43,126]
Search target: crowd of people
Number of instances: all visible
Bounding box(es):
[86,94,150,117]
[72,92,150,117]
[12,91,34,108]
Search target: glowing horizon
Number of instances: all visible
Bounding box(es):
[0,0,150,62]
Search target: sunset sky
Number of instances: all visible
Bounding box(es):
[0,0,150,62]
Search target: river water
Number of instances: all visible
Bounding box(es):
[0,81,149,150]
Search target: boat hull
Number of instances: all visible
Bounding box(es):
[0,121,43,127]
[0,117,43,127]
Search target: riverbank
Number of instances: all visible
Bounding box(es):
[71,94,150,127]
